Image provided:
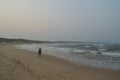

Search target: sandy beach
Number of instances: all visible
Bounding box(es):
[0,44,120,80]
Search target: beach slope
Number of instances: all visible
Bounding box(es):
[0,44,120,80]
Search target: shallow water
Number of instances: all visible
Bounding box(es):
[16,43,120,70]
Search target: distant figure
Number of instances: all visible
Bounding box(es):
[38,48,42,56]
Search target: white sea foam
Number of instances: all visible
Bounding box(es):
[15,43,120,70]
[102,52,120,57]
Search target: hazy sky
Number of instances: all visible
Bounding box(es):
[0,0,120,43]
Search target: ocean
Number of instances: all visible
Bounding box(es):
[15,42,120,70]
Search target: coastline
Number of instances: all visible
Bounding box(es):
[0,44,120,80]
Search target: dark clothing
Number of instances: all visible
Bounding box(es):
[38,48,42,56]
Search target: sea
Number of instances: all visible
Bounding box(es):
[15,42,120,70]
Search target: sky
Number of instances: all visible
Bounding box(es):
[0,0,120,43]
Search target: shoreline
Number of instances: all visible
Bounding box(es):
[15,43,120,70]
[0,44,120,80]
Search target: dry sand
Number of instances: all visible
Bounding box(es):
[0,44,120,80]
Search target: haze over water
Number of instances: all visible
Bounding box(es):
[0,0,120,43]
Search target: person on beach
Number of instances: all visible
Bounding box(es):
[38,48,42,56]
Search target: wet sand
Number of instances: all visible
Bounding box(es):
[0,44,120,80]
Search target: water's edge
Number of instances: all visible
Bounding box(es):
[15,44,120,70]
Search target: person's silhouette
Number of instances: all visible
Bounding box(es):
[38,48,42,56]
